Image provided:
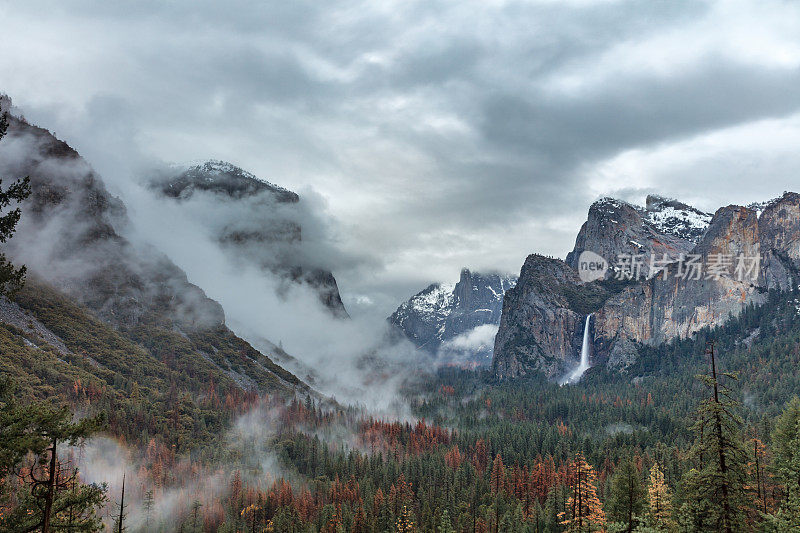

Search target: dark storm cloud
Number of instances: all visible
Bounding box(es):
[3,0,800,317]
[482,61,800,160]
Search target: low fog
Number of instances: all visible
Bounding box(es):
[0,99,435,413]
[117,173,427,411]
[436,323,499,366]
[73,403,293,531]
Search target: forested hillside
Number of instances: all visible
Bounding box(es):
[7,272,800,531]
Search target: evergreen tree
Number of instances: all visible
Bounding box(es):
[396,505,415,532]
[607,458,644,532]
[437,508,455,533]
[0,377,34,477]
[682,342,750,532]
[0,106,31,296]
[762,397,800,529]
[352,504,368,533]
[142,489,155,531]
[490,454,505,533]
[559,453,605,532]
[646,463,672,530]
[0,388,106,533]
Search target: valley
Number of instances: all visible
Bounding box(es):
[2,101,800,532]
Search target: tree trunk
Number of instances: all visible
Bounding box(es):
[118,472,126,533]
[710,344,733,533]
[627,476,634,533]
[42,440,57,533]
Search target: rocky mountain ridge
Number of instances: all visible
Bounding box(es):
[389,268,516,365]
[0,99,307,396]
[565,195,712,277]
[149,159,349,318]
[494,193,800,380]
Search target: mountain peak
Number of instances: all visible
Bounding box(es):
[389,269,517,365]
[642,195,711,243]
[156,160,299,202]
[567,193,708,274]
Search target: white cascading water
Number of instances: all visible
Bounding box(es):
[561,314,592,385]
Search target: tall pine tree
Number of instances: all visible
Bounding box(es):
[681,342,750,532]
[0,104,31,296]
[607,457,645,532]
[0,391,106,533]
[646,463,673,530]
[559,453,605,532]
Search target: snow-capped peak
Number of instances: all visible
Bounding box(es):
[389,269,518,365]
[644,196,711,243]
[185,160,293,194]
[403,282,457,319]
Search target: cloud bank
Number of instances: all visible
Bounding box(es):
[3,0,800,318]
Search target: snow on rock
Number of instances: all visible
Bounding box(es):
[643,195,712,243]
[389,269,517,365]
[157,160,299,202]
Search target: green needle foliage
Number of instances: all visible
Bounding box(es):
[680,343,751,533]
[0,377,107,532]
[606,457,645,532]
[0,108,30,297]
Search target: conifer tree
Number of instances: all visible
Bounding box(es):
[352,504,368,533]
[748,436,769,516]
[762,397,800,529]
[559,453,605,532]
[0,391,106,533]
[681,342,750,532]
[0,106,31,296]
[438,508,455,533]
[490,454,506,495]
[396,505,415,532]
[646,463,672,530]
[490,453,505,533]
[142,489,155,531]
[607,457,645,532]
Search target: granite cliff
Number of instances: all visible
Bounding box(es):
[494,194,800,380]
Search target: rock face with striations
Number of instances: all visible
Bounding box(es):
[494,194,800,380]
[757,192,800,291]
[593,204,770,368]
[150,160,349,318]
[491,256,585,378]
[0,108,225,330]
[389,268,516,365]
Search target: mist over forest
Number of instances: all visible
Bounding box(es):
[4,1,800,532]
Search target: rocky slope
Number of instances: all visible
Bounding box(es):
[149,160,349,318]
[0,98,306,395]
[389,268,516,365]
[495,194,800,380]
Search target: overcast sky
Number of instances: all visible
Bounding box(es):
[2,0,800,317]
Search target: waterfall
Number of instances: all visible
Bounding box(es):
[560,314,592,385]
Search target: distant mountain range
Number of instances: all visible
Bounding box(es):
[388,268,516,366]
[4,92,799,391]
[387,191,800,380]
